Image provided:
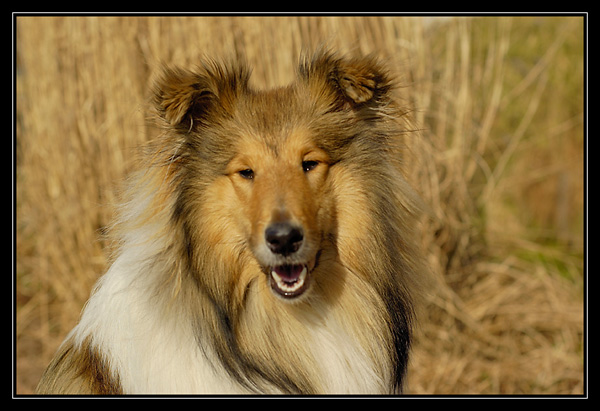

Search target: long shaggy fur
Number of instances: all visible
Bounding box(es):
[36,50,425,395]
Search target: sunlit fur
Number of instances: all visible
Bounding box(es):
[36,50,425,395]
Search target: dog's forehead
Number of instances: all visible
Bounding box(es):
[243,86,307,120]
[231,121,317,161]
[232,87,311,136]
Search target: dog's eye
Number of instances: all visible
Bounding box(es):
[302,161,319,173]
[238,169,254,180]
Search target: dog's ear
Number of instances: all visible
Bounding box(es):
[298,50,394,113]
[153,62,249,132]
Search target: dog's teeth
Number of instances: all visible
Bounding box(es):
[271,265,307,292]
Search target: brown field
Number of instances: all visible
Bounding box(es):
[15,15,585,395]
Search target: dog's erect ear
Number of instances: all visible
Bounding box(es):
[153,62,250,132]
[298,50,394,112]
[153,66,209,129]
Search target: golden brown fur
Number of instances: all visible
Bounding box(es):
[36,50,424,395]
[37,336,122,395]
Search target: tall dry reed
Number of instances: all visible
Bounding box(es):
[15,15,585,395]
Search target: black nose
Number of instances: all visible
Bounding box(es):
[265,222,304,256]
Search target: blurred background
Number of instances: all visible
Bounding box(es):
[15,15,585,395]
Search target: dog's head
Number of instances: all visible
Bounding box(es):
[152,51,399,303]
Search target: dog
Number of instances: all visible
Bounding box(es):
[36,50,424,395]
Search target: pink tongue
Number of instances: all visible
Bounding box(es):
[273,264,304,282]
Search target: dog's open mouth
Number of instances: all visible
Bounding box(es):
[269,264,309,298]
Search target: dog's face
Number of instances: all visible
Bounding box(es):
[225,123,333,299]
[152,51,395,303]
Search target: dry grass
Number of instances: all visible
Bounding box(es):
[15,15,585,395]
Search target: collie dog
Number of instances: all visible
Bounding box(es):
[36,51,424,395]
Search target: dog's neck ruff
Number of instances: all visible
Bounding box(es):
[68,244,390,394]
